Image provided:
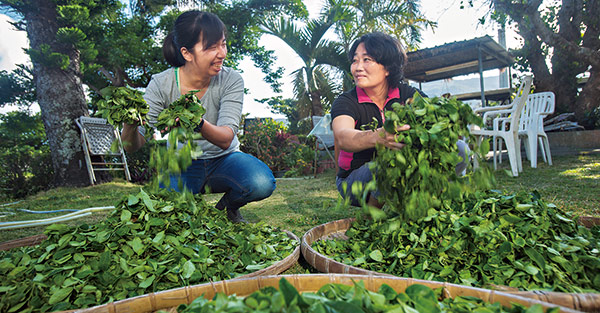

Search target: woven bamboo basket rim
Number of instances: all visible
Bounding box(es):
[73,273,581,313]
[0,233,48,251]
[235,230,300,279]
[301,217,600,312]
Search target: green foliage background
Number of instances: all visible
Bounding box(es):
[240,118,314,175]
[0,111,53,198]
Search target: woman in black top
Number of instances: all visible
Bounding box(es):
[331,32,469,208]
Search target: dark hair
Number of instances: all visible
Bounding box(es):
[163,11,226,67]
[348,32,407,89]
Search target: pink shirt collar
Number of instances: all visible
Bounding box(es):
[356,87,400,105]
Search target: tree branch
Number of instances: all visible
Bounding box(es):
[527,1,600,68]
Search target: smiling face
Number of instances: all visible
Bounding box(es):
[351,43,389,91]
[182,34,227,77]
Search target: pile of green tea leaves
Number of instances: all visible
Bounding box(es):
[374,93,494,221]
[151,91,206,187]
[96,86,149,128]
[313,190,600,293]
[176,277,558,313]
[0,189,296,313]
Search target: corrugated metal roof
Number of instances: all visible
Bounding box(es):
[404,35,514,82]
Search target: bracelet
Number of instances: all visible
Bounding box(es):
[194,118,205,133]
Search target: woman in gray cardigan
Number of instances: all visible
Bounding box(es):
[121,11,275,223]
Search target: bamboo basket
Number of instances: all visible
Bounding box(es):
[235,230,300,278]
[74,274,581,313]
[2,231,300,278]
[0,233,47,251]
[301,217,600,312]
[4,231,300,313]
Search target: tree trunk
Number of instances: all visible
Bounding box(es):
[25,0,90,187]
[493,0,600,129]
[574,69,600,129]
[310,90,324,117]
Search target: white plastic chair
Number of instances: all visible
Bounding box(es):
[470,75,533,176]
[75,116,131,185]
[500,92,555,168]
[499,91,555,168]
[472,85,527,169]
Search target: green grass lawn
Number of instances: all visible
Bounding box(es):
[492,150,599,216]
[1,151,598,273]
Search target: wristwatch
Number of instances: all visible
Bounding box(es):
[194,119,205,133]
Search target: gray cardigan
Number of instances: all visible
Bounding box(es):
[143,67,244,159]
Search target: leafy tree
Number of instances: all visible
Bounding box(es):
[474,0,600,128]
[82,0,171,91]
[333,0,434,51]
[211,0,308,93]
[0,0,107,187]
[333,0,434,89]
[0,65,35,107]
[0,111,53,198]
[257,96,312,134]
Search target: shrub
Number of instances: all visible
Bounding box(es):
[240,118,314,175]
[0,111,53,199]
[283,134,315,177]
[123,139,162,183]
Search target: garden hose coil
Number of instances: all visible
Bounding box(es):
[0,206,115,230]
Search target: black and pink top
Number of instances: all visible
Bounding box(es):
[330,84,425,179]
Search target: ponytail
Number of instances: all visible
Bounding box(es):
[163,32,186,67]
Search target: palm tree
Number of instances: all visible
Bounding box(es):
[262,0,435,117]
[261,3,351,118]
[333,0,435,89]
[336,0,434,50]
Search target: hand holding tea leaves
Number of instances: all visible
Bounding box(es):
[155,90,205,135]
[96,86,149,128]
[373,92,493,220]
[151,91,206,187]
[377,123,411,150]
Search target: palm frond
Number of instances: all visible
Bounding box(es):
[313,66,342,111]
[292,70,313,118]
[292,68,308,98]
[261,16,311,64]
[313,41,348,71]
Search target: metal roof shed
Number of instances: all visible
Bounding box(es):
[404,35,515,105]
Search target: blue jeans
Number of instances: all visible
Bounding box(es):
[164,151,276,209]
[336,162,376,207]
[336,139,470,206]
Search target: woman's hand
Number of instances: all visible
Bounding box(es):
[333,115,410,152]
[160,117,180,134]
[376,124,410,150]
[121,122,146,153]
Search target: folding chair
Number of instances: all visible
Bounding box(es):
[308,114,336,176]
[75,116,131,185]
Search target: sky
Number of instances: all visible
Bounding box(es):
[0,0,519,116]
